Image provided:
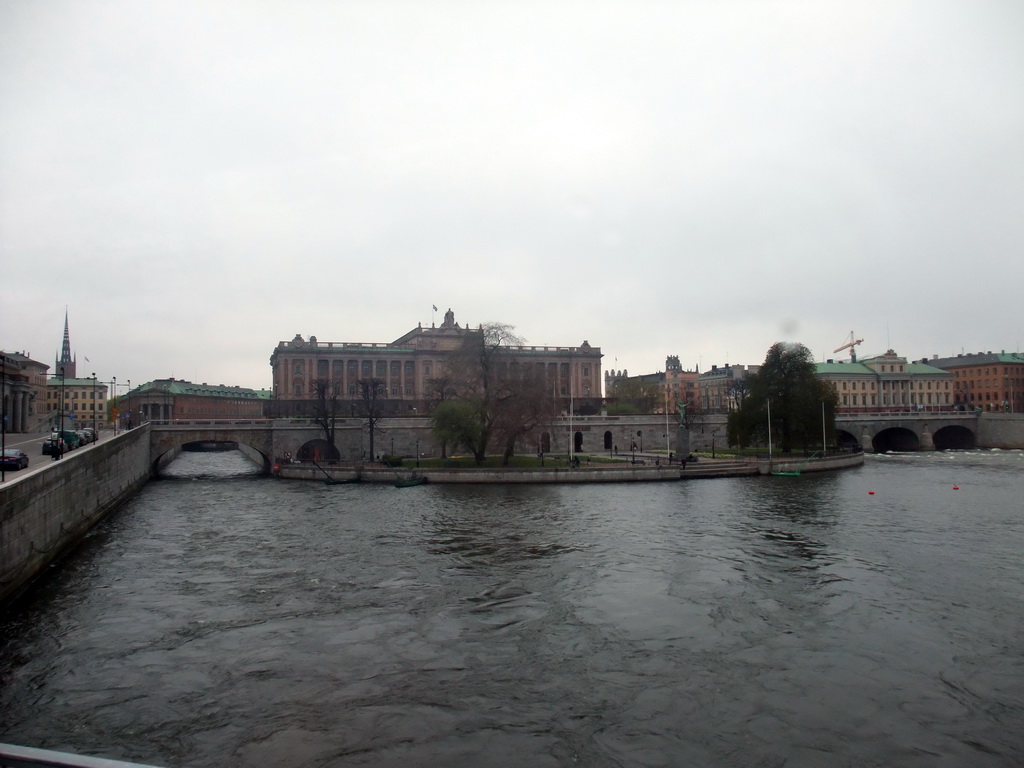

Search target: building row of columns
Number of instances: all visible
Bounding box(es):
[2,387,32,433]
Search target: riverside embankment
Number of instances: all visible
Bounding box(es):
[273,450,864,483]
[0,427,152,606]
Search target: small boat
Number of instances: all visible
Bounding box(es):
[395,475,427,488]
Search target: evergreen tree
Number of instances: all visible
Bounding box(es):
[728,342,838,452]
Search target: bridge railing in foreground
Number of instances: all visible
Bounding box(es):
[0,743,163,768]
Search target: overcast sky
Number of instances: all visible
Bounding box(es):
[2,1,1022,391]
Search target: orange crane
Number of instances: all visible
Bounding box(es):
[834,331,863,362]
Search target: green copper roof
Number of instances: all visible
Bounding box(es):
[815,362,873,375]
[131,379,269,399]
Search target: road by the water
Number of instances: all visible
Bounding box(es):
[1,450,1022,767]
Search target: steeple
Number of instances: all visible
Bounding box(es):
[55,310,77,378]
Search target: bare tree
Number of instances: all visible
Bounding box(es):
[492,366,557,465]
[727,378,750,411]
[310,377,342,460]
[424,374,458,458]
[358,377,387,461]
[433,322,540,465]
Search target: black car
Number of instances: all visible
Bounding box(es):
[1,448,30,470]
[41,438,65,456]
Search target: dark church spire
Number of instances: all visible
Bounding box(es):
[55,309,77,378]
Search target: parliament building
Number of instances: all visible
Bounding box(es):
[269,309,604,418]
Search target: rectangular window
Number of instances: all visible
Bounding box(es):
[318,360,329,377]
[348,385,356,396]
[405,361,415,377]
[362,361,371,377]
[333,360,343,376]
[376,361,386,377]
[391,361,401,377]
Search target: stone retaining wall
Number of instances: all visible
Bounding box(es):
[0,427,152,607]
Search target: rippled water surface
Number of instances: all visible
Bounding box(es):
[2,450,1023,767]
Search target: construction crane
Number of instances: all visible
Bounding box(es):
[834,331,863,362]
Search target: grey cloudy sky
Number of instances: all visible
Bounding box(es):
[2,0,1022,391]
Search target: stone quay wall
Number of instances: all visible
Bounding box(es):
[0,427,152,607]
[977,413,1024,449]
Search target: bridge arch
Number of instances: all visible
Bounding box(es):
[871,427,920,452]
[932,425,977,450]
[150,423,274,476]
[836,429,861,451]
[296,439,340,463]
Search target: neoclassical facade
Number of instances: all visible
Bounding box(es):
[816,349,953,413]
[1,351,49,433]
[269,310,603,417]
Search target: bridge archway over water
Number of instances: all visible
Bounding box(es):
[150,422,274,476]
[871,427,920,452]
[836,429,861,451]
[932,425,977,450]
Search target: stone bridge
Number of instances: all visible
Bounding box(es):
[150,420,278,474]
[834,412,979,452]
[148,412,995,472]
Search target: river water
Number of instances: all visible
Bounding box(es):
[1,450,1022,767]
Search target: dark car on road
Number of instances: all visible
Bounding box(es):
[42,438,66,456]
[1,448,30,470]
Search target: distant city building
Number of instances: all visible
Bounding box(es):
[605,356,698,414]
[1,350,49,433]
[120,379,271,425]
[45,372,108,430]
[42,313,108,430]
[816,349,953,413]
[269,309,603,417]
[698,364,759,414]
[924,350,1024,413]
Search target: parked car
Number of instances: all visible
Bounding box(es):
[76,429,95,445]
[42,438,66,456]
[1,448,30,470]
[79,428,97,444]
[51,430,81,449]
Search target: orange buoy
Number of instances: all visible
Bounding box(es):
[869,490,875,495]
[953,485,959,490]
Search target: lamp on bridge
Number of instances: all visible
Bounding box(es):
[57,366,65,460]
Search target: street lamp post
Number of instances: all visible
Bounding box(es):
[822,400,827,457]
[1,354,6,481]
[56,366,66,460]
[92,373,98,434]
